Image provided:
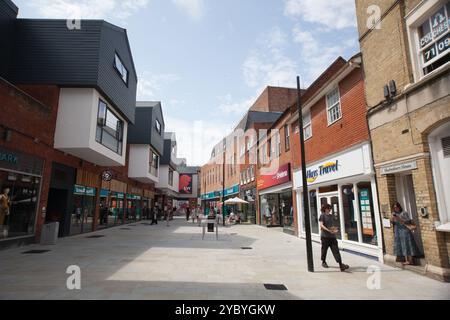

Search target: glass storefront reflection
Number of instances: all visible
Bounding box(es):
[0,171,40,239]
[70,185,95,235]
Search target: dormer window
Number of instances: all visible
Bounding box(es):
[114,53,128,85]
[155,119,162,134]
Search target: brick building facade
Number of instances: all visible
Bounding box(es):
[355,0,450,281]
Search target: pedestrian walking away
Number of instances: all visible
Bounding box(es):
[151,207,158,225]
[186,206,191,221]
[319,203,349,272]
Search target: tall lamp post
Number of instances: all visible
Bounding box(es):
[297,76,314,272]
[222,139,226,226]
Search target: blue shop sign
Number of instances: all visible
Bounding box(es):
[100,189,109,197]
[224,185,239,197]
[74,185,86,195]
[85,187,96,197]
[202,190,223,200]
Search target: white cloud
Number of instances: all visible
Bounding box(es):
[284,0,356,30]
[26,0,149,21]
[243,27,298,89]
[172,0,205,21]
[216,94,256,116]
[292,25,356,84]
[165,115,233,166]
[137,72,181,100]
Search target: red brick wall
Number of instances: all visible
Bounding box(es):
[292,68,369,169]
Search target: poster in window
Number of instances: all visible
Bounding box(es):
[179,174,193,194]
[359,189,374,236]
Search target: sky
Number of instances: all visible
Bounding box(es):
[14,0,360,166]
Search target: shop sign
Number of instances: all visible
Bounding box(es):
[111,192,124,199]
[85,187,96,197]
[257,164,291,191]
[202,190,222,200]
[179,174,193,194]
[0,151,18,164]
[0,146,43,176]
[294,144,371,189]
[74,185,86,195]
[306,161,339,183]
[224,185,239,197]
[100,189,109,197]
[74,185,96,196]
[380,161,417,175]
[127,194,142,200]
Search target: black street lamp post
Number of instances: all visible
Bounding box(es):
[297,76,314,272]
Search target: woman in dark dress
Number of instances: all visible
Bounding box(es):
[391,202,420,265]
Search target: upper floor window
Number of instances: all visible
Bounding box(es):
[155,119,162,135]
[168,168,174,186]
[303,112,312,140]
[114,53,128,85]
[416,2,450,76]
[150,149,159,177]
[284,125,290,151]
[326,88,342,125]
[96,99,124,155]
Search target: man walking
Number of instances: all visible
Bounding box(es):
[319,203,349,272]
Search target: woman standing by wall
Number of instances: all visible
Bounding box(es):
[391,202,420,266]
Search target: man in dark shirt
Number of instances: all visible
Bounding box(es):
[319,204,349,272]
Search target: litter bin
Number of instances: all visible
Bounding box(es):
[207,216,215,232]
[40,222,59,245]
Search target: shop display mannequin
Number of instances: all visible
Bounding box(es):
[0,188,11,226]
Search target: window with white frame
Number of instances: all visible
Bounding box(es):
[416,2,450,76]
[284,124,290,151]
[303,112,312,140]
[326,88,342,125]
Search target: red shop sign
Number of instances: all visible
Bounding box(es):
[257,164,291,191]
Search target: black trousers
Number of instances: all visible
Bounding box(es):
[151,215,158,225]
[321,237,342,264]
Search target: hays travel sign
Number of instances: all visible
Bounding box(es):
[306,161,339,183]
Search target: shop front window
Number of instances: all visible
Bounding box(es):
[70,185,96,235]
[320,193,341,239]
[358,183,378,246]
[310,190,319,234]
[0,171,41,239]
[260,194,279,226]
[280,190,294,230]
[342,184,358,242]
[416,2,450,76]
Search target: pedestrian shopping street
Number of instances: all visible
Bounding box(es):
[0,216,448,300]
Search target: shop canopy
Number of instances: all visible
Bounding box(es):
[224,197,249,204]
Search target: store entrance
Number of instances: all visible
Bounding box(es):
[319,193,341,239]
[46,188,69,237]
[395,174,425,257]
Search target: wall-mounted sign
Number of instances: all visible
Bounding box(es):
[380,161,417,175]
[224,184,239,197]
[0,146,43,176]
[74,185,96,197]
[306,161,339,183]
[257,164,291,191]
[102,170,113,182]
[179,174,193,194]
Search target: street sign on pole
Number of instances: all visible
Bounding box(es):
[297,76,314,273]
